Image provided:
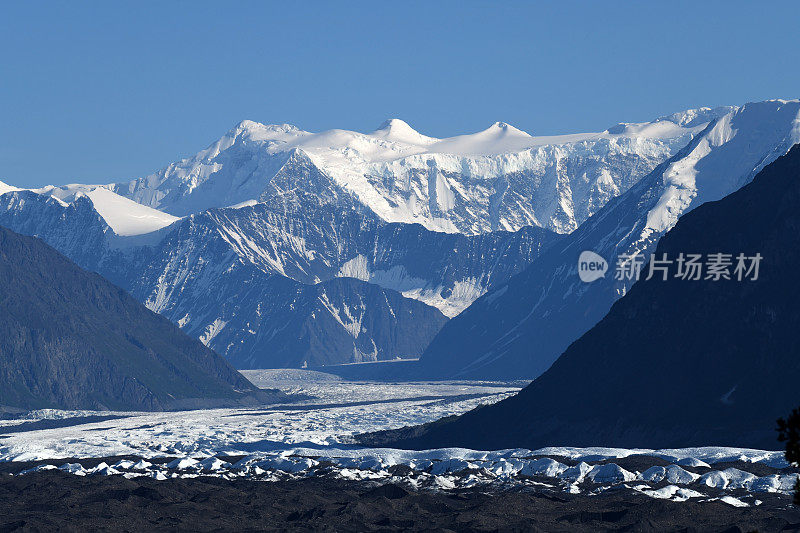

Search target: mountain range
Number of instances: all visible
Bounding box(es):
[0,100,797,371]
[113,109,727,234]
[361,142,800,451]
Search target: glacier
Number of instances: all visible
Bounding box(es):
[1,373,794,506]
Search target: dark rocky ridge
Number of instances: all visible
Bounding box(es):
[0,225,267,411]
[0,471,796,532]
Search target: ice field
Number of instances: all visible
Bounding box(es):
[1,370,796,507]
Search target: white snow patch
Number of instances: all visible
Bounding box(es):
[199,319,228,346]
[82,187,180,236]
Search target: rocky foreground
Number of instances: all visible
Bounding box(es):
[1,467,799,532]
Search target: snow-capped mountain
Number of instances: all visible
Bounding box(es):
[0,102,785,370]
[113,108,731,234]
[419,99,800,379]
[0,182,179,237]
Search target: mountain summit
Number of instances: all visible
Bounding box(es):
[372,119,435,145]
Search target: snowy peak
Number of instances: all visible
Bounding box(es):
[0,180,20,195]
[482,121,532,138]
[230,119,304,141]
[374,118,413,132]
[0,183,179,236]
[655,106,737,128]
[372,119,436,145]
[643,99,800,237]
[80,187,180,236]
[604,106,737,137]
[428,121,535,156]
[8,100,783,240]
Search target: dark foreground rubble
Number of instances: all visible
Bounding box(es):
[1,471,798,532]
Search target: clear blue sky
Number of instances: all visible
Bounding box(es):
[2,1,799,187]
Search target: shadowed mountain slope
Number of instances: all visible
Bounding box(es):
[0,226,265,411]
